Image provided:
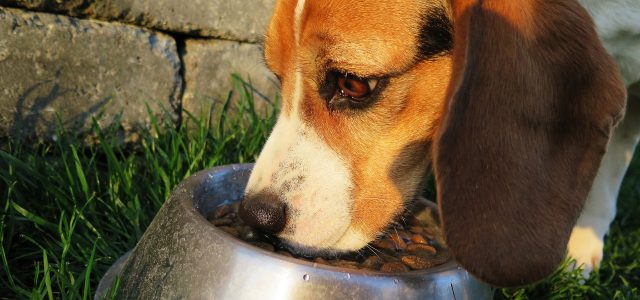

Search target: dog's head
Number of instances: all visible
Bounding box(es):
[240,0,626,287]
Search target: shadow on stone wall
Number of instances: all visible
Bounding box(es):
[10,69,111,140]
[0,1,277,143]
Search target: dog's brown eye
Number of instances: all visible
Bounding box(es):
[323,72,383,110]
[338,75,376,100]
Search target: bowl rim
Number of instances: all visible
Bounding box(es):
[186,164,461,278]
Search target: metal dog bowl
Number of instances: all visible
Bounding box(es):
[96,164,493,299]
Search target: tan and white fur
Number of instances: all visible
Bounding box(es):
[240,0,637,287]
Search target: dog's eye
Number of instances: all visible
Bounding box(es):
[321,71,384,111]
[338,75,378,101]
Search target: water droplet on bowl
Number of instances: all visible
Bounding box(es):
[303,274,310,281]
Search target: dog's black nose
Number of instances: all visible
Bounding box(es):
[239,191,287,234]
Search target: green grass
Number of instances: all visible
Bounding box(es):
[0,76,278,299]
[1,76,639,299]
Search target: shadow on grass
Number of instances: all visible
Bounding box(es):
[0,74,279,299]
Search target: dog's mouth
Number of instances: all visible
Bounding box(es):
[276,238,349,259]
[274,224,362,257]
[267,198,420,259]
[241,226,353,259]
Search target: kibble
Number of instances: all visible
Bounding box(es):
[388,233,407,250]
[410,234,428,245]
[208,201,450,273]
[400,255,436,270]
[361,256,383,269]
[313,257,329,265]
[210,218,233,226]
[333,260,360,270]
[380,262,409,273]
[406,244,437,255]
[409,226,423,234]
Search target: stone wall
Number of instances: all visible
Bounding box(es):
[0,0,277,142]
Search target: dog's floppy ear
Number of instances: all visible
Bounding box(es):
[433,0,627,287]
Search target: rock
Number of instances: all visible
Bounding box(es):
[181,39,278,118]
[0,7,181,141]
[0,0,275,42]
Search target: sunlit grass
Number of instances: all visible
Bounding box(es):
[1,75,638,299]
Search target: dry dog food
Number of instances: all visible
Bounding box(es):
[207,201,450,273]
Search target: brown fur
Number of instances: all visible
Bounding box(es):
[435,0,626,286]
[262,0,626,287]
[263,0,298,117]
[265,0,453,242]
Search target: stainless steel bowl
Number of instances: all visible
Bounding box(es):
[96,164,493,299]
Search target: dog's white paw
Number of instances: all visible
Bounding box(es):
[567,226,604,279]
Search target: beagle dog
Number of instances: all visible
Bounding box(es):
[239,0,640,287]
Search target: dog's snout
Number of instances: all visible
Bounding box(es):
[239,191,287,234]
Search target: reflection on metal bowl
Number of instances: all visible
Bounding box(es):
[96,164,493,299]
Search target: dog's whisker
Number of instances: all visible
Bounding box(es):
[365,244,383,259]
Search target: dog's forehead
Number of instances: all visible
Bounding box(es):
[304,1,426,73]
[265,0,447,76]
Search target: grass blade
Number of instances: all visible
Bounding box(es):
[42,251,53,300]
[11,202,58,231]
[82,239,98,300]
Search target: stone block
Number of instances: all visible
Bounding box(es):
[182,39,279,117]
[0,0,275,42]
[0,7,181,141]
